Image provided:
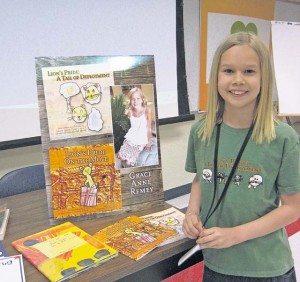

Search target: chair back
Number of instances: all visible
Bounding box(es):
[0,164,45,198]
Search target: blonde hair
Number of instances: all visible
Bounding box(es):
[127,87,148,109]
[199,32,277,144]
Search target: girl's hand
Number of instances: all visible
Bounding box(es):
[183,213,203,239]
[197,227,239,249]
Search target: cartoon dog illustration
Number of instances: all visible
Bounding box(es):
[248,174,263,189]
[233,175,243,186]
[217,172,227,184]
[202,169,212,183]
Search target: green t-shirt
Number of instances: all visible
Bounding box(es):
[185,120,300,277]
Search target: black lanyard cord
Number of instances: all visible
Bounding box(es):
[203,121,221,227]
[202,122,255,227]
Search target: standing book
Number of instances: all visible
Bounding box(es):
[0,208,10,240]
[141,207,186,246]
[12,222,118,282]
[0,241,8,257]
[93,215,177,261]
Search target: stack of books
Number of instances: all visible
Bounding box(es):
[93,207,185,260]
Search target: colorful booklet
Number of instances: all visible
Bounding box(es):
[0,254,26,282]
[12,222,118,282]
[93,215,177,261]
[141,207,186,246]
[0,208,10,240]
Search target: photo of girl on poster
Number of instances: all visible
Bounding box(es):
[111,84,159,169]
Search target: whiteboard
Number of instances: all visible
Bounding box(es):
[271,21,300,115]
[270,21,300,115]
[0,0,178,143]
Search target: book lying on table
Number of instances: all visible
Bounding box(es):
[12,222,118,282]
[0,254,26,282]
[0,208,10,240]
[93,215,177,261]
[141,207,186,246]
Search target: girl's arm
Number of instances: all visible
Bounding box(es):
[144,107,152,150]
[183,174,203,239]
[197,191,300,249]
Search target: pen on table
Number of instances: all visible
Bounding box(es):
[178,243,201,266]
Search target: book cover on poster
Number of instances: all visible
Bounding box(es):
[36,56,164,224]
[93,215,176,261]
[42,64,114,141]
[141,207,186,246]
[12,222,118,282]
[48,143,122,219]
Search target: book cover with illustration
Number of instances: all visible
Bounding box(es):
[12,222,118,282]
[42,64,114,141]
[93,215,176,261]
[141,207,186,246]
[36,56,164,224]
[49,143,122,219]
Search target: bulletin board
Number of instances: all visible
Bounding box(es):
[199,0,275,111]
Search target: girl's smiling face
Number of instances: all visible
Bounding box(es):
[217,44,261,114]
[130,91,143,109]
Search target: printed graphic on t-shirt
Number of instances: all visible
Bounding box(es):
[202,169,213,183]
[248,174,263,189]
[202,158,263,189]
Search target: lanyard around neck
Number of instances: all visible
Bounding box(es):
[202,122,255,227]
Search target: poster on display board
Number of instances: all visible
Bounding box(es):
[35,55,163,225]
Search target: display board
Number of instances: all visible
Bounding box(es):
[36,55,164,224]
